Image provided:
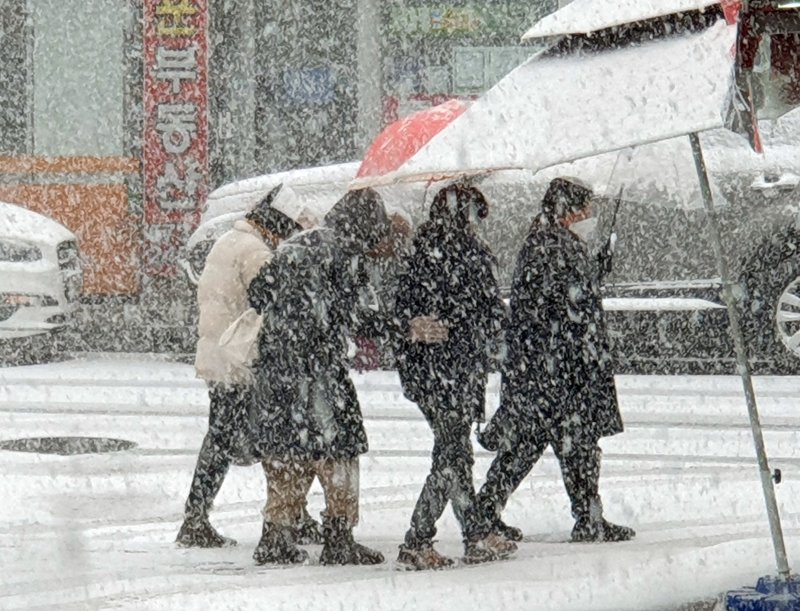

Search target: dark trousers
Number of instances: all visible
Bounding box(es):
[476,427,602,525]
[184,383,252,522]
[405,408,486,547]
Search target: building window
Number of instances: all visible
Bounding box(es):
[31,0,125,156]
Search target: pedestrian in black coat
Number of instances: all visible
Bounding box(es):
[394,184,516,570]
[476,176,635,544]
[248,187,396,566]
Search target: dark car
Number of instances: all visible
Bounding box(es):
[479,161,800,373]
[186,142,800,374]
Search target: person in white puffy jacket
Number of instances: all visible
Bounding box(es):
[176,185,314,548]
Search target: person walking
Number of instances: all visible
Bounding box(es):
[475,176,635,544]
[394,184,516,570]
[248,187,396,565]
[176,186,316,548]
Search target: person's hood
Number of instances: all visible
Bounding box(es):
[324,189,391,255]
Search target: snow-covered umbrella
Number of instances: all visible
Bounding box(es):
[522,0,800,154]
[520,0,720,40]
[359,16,800,582]
[364,21,736,185]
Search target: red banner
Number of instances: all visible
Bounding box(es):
[721,0,742,25]
[143,0,208,276]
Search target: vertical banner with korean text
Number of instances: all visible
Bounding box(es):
[143,0,208,276]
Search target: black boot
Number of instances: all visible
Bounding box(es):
[492,519,524,542]
[176,517,237,548]
[570,498,635,543]
[253,521,309,565]
[319,516,385,565]
[295,512,325,545]
[571,516,636,542]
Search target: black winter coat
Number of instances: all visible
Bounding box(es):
[395,221,506,422]
[494,218,623,444]
[248,227,384,461]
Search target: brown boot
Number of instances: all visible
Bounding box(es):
[396,541,454,571]
[464,532,517,564]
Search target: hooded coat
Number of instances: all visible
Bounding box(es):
[194,220,273,385]
[248,190,392,461]
[394,192,506,422]
[495,215,623,444]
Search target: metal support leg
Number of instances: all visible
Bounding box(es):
[689,131,790,578]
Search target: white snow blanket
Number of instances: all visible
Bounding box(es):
[1,356,800,609]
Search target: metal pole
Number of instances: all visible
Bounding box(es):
[688,131,791,578]
[356,0,383,153]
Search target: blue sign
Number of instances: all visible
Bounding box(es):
[282,67,337,106]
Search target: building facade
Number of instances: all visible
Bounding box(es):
[0,0,557,350]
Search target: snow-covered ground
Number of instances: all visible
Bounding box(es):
[2,355,800,610]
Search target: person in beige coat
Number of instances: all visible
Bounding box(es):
[176,186,316,548]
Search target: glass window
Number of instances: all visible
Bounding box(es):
[31,0,125,156]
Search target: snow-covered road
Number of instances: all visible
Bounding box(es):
[1,355,800,610]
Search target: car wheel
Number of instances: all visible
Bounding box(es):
[745,255,800,373]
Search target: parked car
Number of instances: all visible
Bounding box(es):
[183,134,800,373]
[0,201,82,349]
[182,162,363,283]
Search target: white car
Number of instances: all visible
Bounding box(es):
[180,161,538,284]
[181,162,364,284]
[0,201,82,340]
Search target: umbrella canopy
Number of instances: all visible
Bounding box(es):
[521,0,719,40]
[533,136,731,208]
[354,99,470,186]
[521,0,800,153]
[366,21,736,187]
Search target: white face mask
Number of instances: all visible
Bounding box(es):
[446,189,459,215]
[570,216,598,242]
[469,203,481,224]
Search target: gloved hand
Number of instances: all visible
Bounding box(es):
[409,315,449,343]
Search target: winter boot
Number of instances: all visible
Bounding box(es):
[396,541,454,571]
[319,516,385,565]
[176,517,237,548]
[492,519,524,542]
[570,497,635,543]
[463,532,517,565]
[253,521,309,565]
[294,512,325,545]
[571,517,636,543]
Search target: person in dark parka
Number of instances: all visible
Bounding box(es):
[475,176,635,544]
[247,187,396,566]
[394,184,517,570]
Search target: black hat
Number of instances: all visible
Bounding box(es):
[246,184,303,238]
[542,177,594,219]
